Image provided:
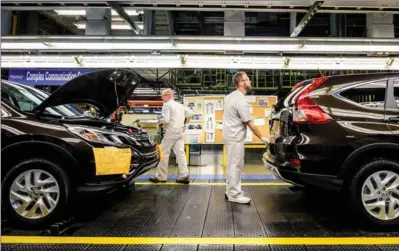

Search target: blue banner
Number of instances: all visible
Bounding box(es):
[8,69,98,86]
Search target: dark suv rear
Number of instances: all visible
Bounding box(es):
[263,73,399,227]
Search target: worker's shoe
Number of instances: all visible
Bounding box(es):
[176,176,190,184]
[149,177,167,183]
[225,191,246,199]
[228,195,251,204]
[225,191,251,204]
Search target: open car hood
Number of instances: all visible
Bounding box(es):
[32,69,139,117]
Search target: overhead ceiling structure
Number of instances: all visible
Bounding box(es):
[290,1,324,37]
[2,54,398,71]
[2,0,399,13]
[52,10,145,34]
[109,3,142,35]
[2,0,399,75]
[2,36,398,55]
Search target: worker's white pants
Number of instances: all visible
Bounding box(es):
[225,140,245,198]
[155,133,189,181]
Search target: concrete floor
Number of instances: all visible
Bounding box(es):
[3,180,398,251]
[142,148,271,181]
[145,164,269,176]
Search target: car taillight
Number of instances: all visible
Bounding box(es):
[290,158,301,166]
[293,76,332,124]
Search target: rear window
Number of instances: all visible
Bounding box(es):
[340,80,387,109]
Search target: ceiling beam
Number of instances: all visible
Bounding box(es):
[165,11,174,35]
[196,11,205,35]
[290,1,324,37]
[2,5,399,14]
[109,3,140,35]
[143,10,153,35]
[1,0,399,8]
[38,11,81,35]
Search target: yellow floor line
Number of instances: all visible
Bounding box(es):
[2,236,399,245]
[135,182,292,186]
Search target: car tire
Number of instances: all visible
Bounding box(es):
[349,159,399,228]
[2,158,71,228]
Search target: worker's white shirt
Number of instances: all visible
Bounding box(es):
[160,99,193,135]
[222,90,252,142]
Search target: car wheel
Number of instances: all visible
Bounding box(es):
[349,159,399,227]
[2,158,71,228]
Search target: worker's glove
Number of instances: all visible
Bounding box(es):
[261,137,270,144]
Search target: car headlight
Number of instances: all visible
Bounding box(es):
[66,125,144,147]
[66,125,120,145]
[148,134,155,146]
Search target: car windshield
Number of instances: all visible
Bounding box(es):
[1,81,84,117]
[25,86,85,116]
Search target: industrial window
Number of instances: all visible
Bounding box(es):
[340,80,387,109]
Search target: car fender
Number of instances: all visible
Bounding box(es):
[338,142,399,179]
[1,135,80,179]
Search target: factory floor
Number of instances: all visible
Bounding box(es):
[2,151,399,250]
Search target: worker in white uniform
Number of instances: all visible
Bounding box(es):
[150,88,193,184]
[223,72,269,204]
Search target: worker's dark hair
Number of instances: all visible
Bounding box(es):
[232,71,247,87]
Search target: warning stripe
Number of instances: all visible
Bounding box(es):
[2,236,399,245]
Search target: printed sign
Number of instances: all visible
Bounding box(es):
[8,68,98,86]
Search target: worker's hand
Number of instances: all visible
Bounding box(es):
[261,137,270,144]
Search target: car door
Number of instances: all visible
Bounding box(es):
[385,78,399,140]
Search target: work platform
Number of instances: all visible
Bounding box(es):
[2,176,399,251]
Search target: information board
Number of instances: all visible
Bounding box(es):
[183,95,277,144]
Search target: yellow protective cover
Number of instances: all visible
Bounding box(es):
[92,147,132,176]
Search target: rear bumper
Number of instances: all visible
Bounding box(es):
[263,155,343,192]
[77,158,159,193]
[263,156,303,187]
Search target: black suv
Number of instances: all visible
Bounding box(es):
[264,73,399,227]
[1,69,161,227]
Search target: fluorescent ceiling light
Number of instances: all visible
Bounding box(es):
[2,36,398,54]
[2,54,398,71]
[54,9,143,16]
[75,23,144,30]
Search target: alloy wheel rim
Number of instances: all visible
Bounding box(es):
[361,170,399,221]
[9,169,60,220]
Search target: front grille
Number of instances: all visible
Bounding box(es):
[118,136,131,145]
[102,133,155,149]
[139,148,158,162]
[139,146,157,154]
[101,133,159,172]
[129,147,158,173]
